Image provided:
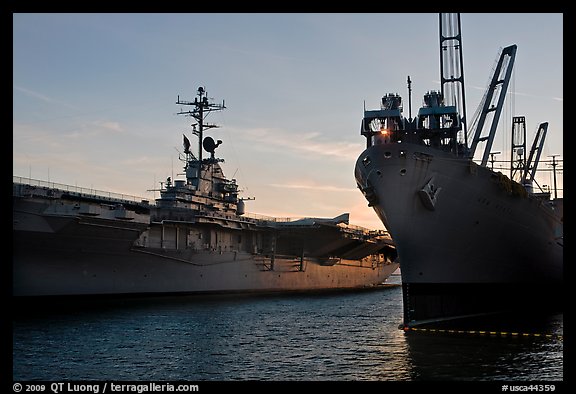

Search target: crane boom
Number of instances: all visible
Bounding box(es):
[523,122,548,185]
[468,45,517,166]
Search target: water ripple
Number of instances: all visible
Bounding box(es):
[13,285,562,381]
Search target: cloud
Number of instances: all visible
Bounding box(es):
[237,127,363,161]
[35,120,125,140]
[269,182,356,193]
[14,85,78,110]
[466,83,563,102]
[96,121,124,133]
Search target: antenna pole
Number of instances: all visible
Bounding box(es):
[407,76,412,121]
[548,154,560,200]
[176,87,226,164]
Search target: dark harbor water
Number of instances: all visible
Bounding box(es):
[12,275,563,384]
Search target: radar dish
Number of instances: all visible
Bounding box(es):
[203,136,222,153]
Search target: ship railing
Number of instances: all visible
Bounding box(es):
[13,176,151,205]
[194,210,261,225]
[342,222,389,236]
[243,212,295,223]
[242,211,391,238]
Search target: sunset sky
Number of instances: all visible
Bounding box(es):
[13,13,563,230]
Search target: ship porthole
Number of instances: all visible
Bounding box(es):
[400,169,407,176]
[384,151,392,158]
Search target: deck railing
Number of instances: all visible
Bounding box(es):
[13,176,150,204]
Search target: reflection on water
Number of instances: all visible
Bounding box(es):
[404,313,563,381]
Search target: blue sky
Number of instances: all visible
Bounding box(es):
[13,13,563,230]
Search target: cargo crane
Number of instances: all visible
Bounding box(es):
[468,45,517,166]
[510,116,550,195]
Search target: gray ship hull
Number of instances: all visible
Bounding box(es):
[355,142,563,326]
[13,184,398,297]
[13,233,397,297]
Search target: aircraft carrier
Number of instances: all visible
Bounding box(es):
[13,87,398,297]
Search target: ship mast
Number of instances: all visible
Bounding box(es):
[439,13,468,150]
[176,87,226,164]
